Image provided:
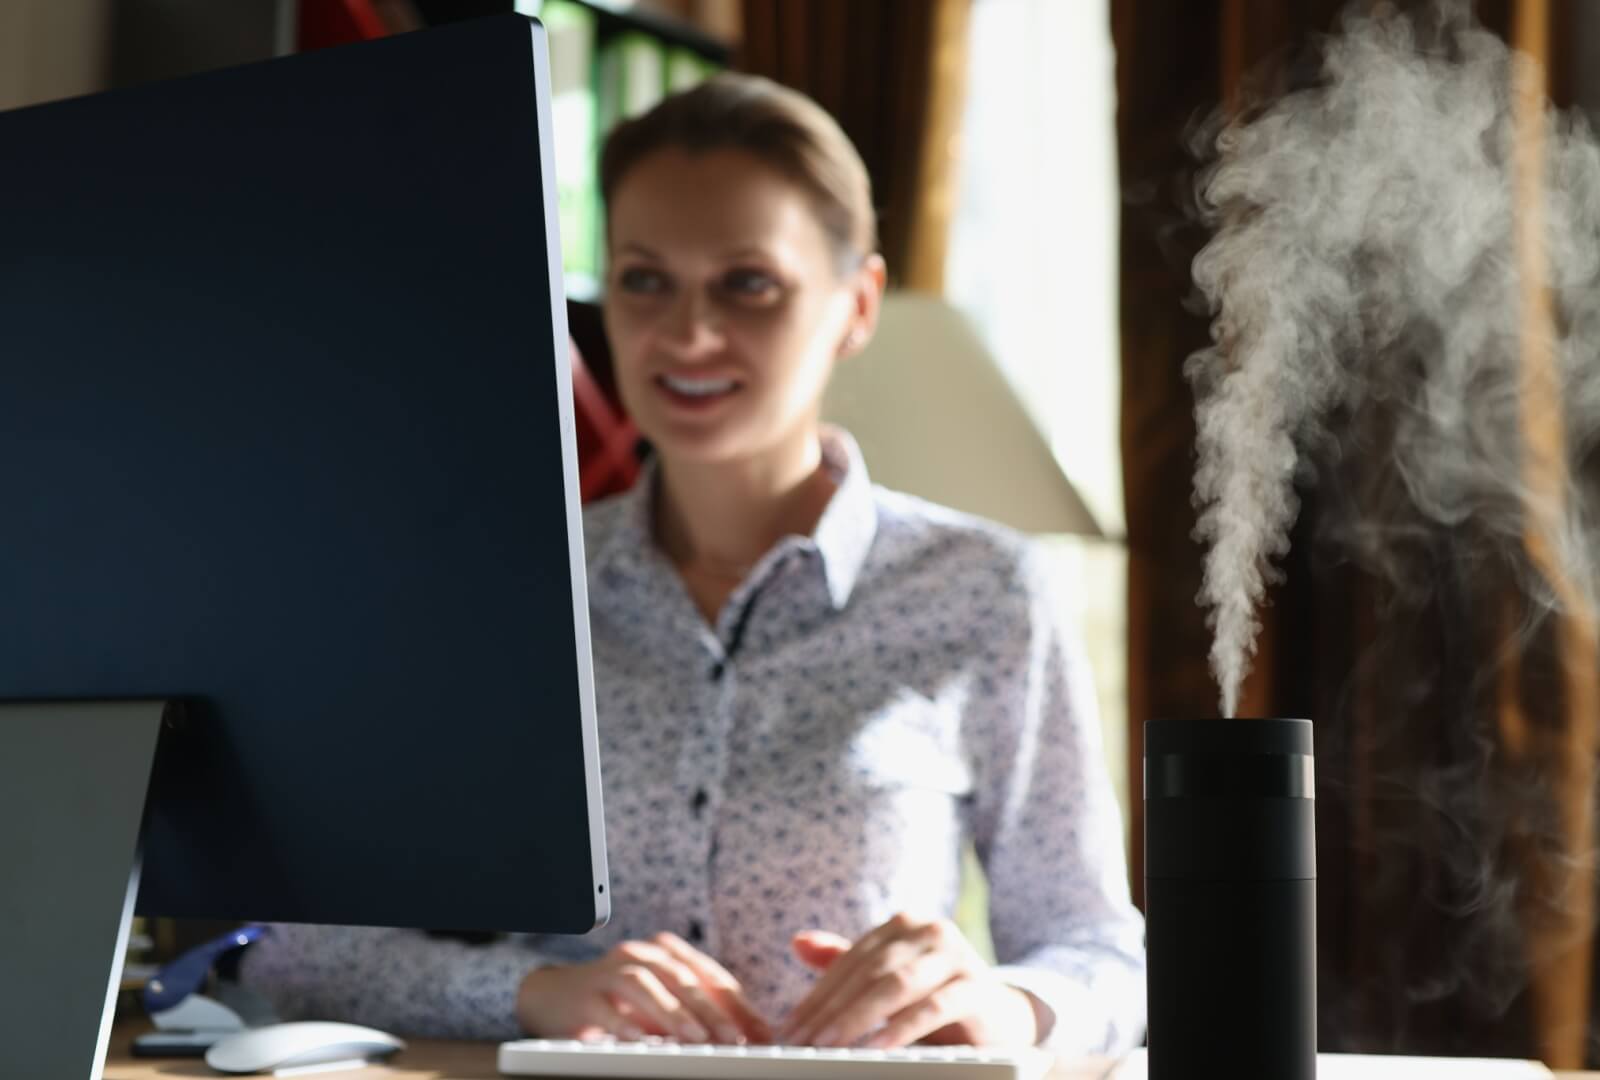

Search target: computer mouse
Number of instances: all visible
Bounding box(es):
[203,1021,405,1074]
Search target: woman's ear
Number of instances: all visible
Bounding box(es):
[836,253,888,359]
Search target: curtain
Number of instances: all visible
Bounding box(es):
[1115,0,1599,1066]
[736,0,970,292]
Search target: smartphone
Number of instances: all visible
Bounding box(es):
[130,1030,223,1058]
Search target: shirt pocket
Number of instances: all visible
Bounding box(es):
[842,690,973,797]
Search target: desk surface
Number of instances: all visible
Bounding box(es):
[98,1023,1114,1080]
[101,1026,1600,1080]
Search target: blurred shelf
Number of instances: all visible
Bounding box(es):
[568,0,730,63]
[403,1,729,62]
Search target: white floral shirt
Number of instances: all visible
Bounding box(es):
[241,429,1146,1057]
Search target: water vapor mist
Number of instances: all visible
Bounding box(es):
[1187,0,1600,716]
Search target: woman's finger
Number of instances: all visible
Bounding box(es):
[791,929,854,970]
[780,916,907,1039]
[653,933,772,1043]
[624,943,745,1044]
[864,974,985,1050]
[786,919,936,1044]
[813,949,956,1048]
[607,963,708,1042]
[578,992,646,1042]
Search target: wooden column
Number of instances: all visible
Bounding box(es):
[1503,0,1600,1067]
[897,0,968,293]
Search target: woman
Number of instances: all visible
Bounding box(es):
[241,73,1145,1058]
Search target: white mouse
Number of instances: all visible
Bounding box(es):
[203,1020,405,1074]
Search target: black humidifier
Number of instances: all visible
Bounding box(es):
[1144,717,1316,1080]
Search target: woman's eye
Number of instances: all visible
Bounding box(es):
[720,269,781,301]
[616,267,669,295]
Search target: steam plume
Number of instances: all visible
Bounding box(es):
[1187,0,1600,716]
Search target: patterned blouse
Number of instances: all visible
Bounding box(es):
[240,429,1146,1057]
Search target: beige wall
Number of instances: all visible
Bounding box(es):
[0,0,113,112]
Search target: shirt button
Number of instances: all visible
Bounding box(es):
[687,919,704,944]
[710,661,726,681]
[691,788,709,816]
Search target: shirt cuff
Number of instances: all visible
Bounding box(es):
[443,944,539,1041]
[991,963,1141,1058]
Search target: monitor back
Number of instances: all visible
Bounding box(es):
[0,16,610,933]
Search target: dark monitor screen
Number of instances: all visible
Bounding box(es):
[0,15,609,934]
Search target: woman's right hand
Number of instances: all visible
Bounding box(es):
[516,932,772,1045]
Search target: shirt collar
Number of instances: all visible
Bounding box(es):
[809,426,877,610]
[588,427,878,611]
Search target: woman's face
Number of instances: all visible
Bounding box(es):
[602,148,876,470]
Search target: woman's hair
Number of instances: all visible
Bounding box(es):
[599,73,877,270]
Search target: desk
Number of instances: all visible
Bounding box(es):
[101,1025,1600,1080]
[100,1023,1114,1080]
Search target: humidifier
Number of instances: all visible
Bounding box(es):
[1144,717,1316,1079]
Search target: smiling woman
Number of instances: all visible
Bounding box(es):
[593,77,886,623]
[239,72,1146,1060]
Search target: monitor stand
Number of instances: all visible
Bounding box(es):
[0,700,171,1079]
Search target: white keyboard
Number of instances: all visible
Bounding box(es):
[497,1037,1057,1078]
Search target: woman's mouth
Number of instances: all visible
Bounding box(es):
[655,373,743,411]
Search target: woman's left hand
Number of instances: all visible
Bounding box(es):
[776,914,1042,1050]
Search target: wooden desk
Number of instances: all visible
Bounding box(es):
[101,1025,1600,1080]
[105,1023,496,1079]
[102,1022,1118,1080]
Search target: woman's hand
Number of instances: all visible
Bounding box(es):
[777,915,1043,1050]
[516,932,772,1045]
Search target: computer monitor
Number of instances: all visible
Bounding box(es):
[0,14,608,1075]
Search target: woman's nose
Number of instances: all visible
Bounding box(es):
[660,290,724,358]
